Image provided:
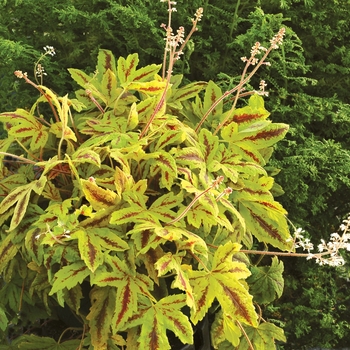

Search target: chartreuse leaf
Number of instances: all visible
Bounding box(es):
[92,255,154,331]
[11,334,81,349]
[189,242,257,329]
[0,233,19,274]
[86,286,116,350]
[203,80,223,118]
[198,128,219,165]
[0,109,49,151]
[72,229,104,273]
[71,227,129,273]
[235,123,289,149]
[129,63,162,82]
[237,322,286,350]
[97,49,118,80]
[49,261,90,295]
[170,81,207,103]
[155,252,195,309]
[81,177,119,211]
[238,200,292,251]
[211,310,242,348]
[71,148,101,167]
[232,94,270,126]
[126,81,166,96]
[149,151,177,190]
[0,176,47,231]
[126,294,193,350]
[117,53,139,84]
[126,102,139,131]
[247,257,284,304]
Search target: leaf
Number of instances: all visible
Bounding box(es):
[154,129,184,151]
[211,310,242,348]
[1,109,49,151]
[92,255,154,331]
[239,200,292,251]
[95,228,129,252]
[171,81,207,102]
[81,177,118,211]
[86,286,116,350]
[100,69,119,104]
[247,257,284,304]
[126,81,166,95]
[73,229,104,273]
[72,148,101,167]
[13,334,81,349]
[0,233,19,274]
[149,151,177,190]
[176,147,205,169]
[117,53,139,84]
[203,80,223,117]
[49,261,90,295]
[0,177,47,231]
[198,128,219,165]
[126,102,139,131]
[126,294,193,350]
[155,253,195,309]
[235,123,289,149]
[149,192,182,222]
[188,242,257,327]
[129,63,162,82]
[232,94,270,126]
[0,306,8,331]
[237,322,286,350]
[96,49,118,80]
[49,122,77,142]
[68,68,92,89]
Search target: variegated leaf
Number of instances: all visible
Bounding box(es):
[81,177,118,211]
[0,233,19,274]
[72,148,101,167]
[127,294,193,350]
[129,63,162,82]
[87,286,116,350]
[239,200,292,251]
[49,261,90,295]
[204,80,223,117]
[118,53,139,84]
[126,81,166,95]
[73,229,104,273]
[189,242,257,327]
[155,253,195,309]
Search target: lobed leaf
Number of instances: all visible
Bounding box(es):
[49,261,90,295]
[247,257,284,304]
[87,286,116,349]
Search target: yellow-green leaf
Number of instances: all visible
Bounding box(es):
[87,286,116,350]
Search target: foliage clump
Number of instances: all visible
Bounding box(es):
[0,3,295,349]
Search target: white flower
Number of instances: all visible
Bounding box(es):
[43,45,56,56]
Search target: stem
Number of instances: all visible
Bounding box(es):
[165,176,224,226]
[195,43,275,135]
[189,251,210,272]
[140,5,203,138]
[236,320,254,350]
[21,75,60,122]
[240,249,334,261]
[0,152,37,164]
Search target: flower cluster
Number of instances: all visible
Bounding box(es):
[35,63,47,77]
[43,45,56,56]
[290,215,350,266]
